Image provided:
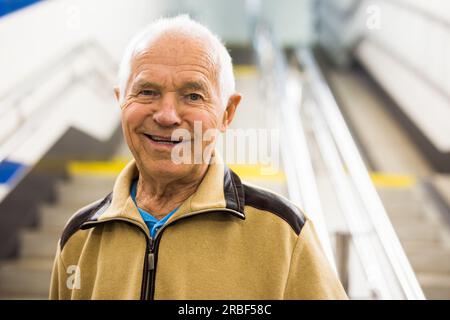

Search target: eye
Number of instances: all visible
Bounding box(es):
[187,93,203,102]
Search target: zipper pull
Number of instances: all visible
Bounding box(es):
[149,237,154,250]
[147,253,155,271]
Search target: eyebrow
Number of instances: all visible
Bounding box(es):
[131,80,162,92]
[131,79,210,95]
[179,81,208,93]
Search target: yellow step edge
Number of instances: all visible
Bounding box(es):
[68,160,416,188]
[369,172,416,188]
[233,65,258,77]
[68,160,286,181]
[68,159,129,177]
[228,164,286,181]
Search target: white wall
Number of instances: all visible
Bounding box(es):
[163,0,315,46]
[0,0,316,99]
[317,0,450,153]
[0,0,167,200]
[0,0,166,97]
[357,0,450,152]
[262,0,314,46]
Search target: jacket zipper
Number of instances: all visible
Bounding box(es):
[83,209,244,300]
[142,237,155,300]
[147,236,159,299]
[142,230,164,300]
[140,208,244,300]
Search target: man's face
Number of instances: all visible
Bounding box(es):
[119,33,236,180]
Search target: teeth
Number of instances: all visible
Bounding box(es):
[147,134,180,144]
[152,136,168,142]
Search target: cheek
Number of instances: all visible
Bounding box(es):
[182,110,222,149]
[182,105,222,131]
[122,103,151,129]
[121,103,152,151]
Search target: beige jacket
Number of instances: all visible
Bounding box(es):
[49,158,347,299]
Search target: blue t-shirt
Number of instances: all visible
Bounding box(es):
[130,180,177,238]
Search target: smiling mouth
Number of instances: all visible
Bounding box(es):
[144,134,184,145]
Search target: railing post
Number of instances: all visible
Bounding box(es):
[335,231,351,292]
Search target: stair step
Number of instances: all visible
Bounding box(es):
[39,205,77,231]
[65,175,117,185]
[431,175,450,208]
[389,214,425,226]
[40,196,106,225]
[376,187,431,220]
[402,241,450,254]
[0,292,48,300]
[52,175,113,208]
[389,215,433,228]
[417,273,450,300]
[57,191,110,208]
[395,224,442,242]
[0,258,53,296]
[20,230,60,258]
[408,250,450,274]
[58,181,112,201]
[377,187,420,204]
[0,176,116,298]
[383,203,425,219]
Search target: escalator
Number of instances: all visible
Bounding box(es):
[323,63,450,299]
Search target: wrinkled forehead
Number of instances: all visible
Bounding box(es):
[130,32,220,86]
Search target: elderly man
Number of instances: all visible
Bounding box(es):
[49,15,347,300]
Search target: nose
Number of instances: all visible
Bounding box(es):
[152,92,181,127]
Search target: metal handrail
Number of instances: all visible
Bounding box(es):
[249,1,425,299]
[298,48,425,299]
[305,92,391,298]
[0,40,117,164]
[252,22,338,273]
[0,39,118,206]
[0,40,116,105]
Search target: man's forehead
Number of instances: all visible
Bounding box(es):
[132,70,211,90]
[129,33,219,88]
[133,32,218,68]
[132,52,215,70]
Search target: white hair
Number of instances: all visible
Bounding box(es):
[117,14,235,107]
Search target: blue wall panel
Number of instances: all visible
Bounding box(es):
[0,0,42,18]
[0,159,26,184]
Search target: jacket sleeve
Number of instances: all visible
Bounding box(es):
[49,241,70,300]
[283,219,348,299]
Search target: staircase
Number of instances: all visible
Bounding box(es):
[324,67,450,299]
[0,175,115,299]
[377,184,450,299]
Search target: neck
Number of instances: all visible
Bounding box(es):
[135,164,209,219]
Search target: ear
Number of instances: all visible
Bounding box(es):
[114,87,120,102]
[220,93,242,132]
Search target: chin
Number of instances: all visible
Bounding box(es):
[144,158,194,178]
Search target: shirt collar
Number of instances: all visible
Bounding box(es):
[82,152,246,230]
